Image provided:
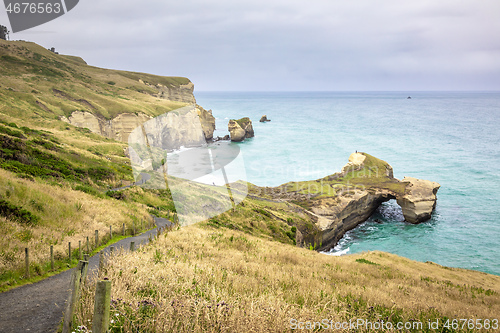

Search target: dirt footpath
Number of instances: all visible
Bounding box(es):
[0,218,170,333]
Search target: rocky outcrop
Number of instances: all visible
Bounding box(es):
[196,106,216,141]
[139,80,196,104]
[60,111,102,135]
[260,115,271,122]
[228,120,246,142]
[313,190,396,249]
[228,117,254,142]
[214,135,230,141]
[341,152,366,174]
[131,105,207,151]
[61,104,216,144]
[251,152,440,251]
[239,117,254,138]
[397,177,441,223]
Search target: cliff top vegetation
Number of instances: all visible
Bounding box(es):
[0,39,190,122]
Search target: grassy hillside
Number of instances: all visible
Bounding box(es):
[0,39,189,125]
[0,116,157,290]
[76,225,500,332]
[0,39,201,290]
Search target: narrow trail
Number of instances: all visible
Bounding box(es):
[0,217,171,333]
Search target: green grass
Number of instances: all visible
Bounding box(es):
[234,117,251,128]
[118,71,191,88]
[0,122,129,187]
[355,258,380,265]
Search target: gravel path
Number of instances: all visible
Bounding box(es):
[0,217,171,333]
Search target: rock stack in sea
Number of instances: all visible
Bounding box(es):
[228,117,254,142]
[396,177,440,223]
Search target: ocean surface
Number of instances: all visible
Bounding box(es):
[196,91,500,276]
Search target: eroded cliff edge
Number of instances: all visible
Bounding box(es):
[248,153,440,251]
[58,73,215,144]
[61,105,215,145]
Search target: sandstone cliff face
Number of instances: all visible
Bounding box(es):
[197,106,216,141]
[397,177,441,223]
[139,80,196,104]
[228,120,246,142]
[228,117,254,142]
[309,190,396,249]
[61,111,153,142]
[139,105,206,150]
[61,104,215,145]
[59,77,212,142]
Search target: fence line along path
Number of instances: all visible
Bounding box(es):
[0,217,171,333]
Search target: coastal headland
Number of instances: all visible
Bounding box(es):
[248,152,440,251]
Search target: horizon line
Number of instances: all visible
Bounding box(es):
[194,90,500,93]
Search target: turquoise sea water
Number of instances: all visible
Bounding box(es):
[196,91,500,276]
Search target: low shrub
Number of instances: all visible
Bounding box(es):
[0,199,40,226]
[106,190,127,200]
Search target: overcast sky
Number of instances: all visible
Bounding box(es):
[2,0,500,91]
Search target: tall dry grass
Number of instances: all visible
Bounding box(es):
[75,225,500,332]
[0,168,151,276]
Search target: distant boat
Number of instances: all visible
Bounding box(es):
[407,96,412,99]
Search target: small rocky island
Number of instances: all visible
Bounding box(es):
[249,152,440,250]
[228,117,254,142]
[260,115,271,122]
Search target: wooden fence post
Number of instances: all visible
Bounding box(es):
[133,222,136,236]
[81,260,89,284]
[50,245,54,270]
[93,280,112,333]
[86,236,89,253]
[109,226,112,239]
[79,240,82,260]
[25,248,29,278]
[95,230,99,247]
[130,241,135,252]
[62,260,88,333]
[122,223,125,236]
[68,242,71,262]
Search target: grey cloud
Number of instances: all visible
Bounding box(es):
[1,0,499,90]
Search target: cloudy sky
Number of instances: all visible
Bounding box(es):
[2,0,500,91]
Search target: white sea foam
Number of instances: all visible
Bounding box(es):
[322,247,350,256]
